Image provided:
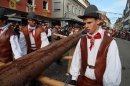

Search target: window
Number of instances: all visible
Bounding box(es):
[54,2,61,11]
[26,0,33,12]
[68,4,71,11]
[27,0,32,5]
[79,10,80,15]
[82,11,84,15]
[43,0,48,10]
[81,11,84,15]
[75,8,77,14]
[72,6,74,13]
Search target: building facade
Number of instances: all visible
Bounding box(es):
[0,0,53,25]
[123,0,130,30]
[52,0,90,27]
[114,18,122,30]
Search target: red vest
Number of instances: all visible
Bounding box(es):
[21,25,44,54]
[77,33,112,86]
[0,28,16,63]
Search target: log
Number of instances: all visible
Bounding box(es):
[53,33,67,37]
[0,31,83,86]
[37,76,74,86]
[62,56,72,59]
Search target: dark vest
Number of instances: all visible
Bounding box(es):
[77,33,112,86]
[21,25,44,54]
[0,28,16,63]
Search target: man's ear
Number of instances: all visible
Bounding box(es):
[27,20,29,23]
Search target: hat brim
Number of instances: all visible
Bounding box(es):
[0,16,8,20]
[73,25,81,28]
[27,18,37,21]
[78,13,100,19]
[54,24,61,26]
[5,13,16,17]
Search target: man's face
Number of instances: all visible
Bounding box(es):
[28,19,36,27]
[0,19,6,27]
[74,28,81,33]
[55,25,60,29]
[41,23,45,27]
[83,18,100,35]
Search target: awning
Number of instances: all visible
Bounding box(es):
[43,0,47,2]
[123,25,129,28]
[8,18,21,21]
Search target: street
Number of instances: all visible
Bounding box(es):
[116,38,130,86]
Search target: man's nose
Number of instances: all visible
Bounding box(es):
[84,24,88,28]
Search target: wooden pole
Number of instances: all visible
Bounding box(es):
[37,76,74,86]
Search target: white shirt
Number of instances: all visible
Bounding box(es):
[47,28,52,37]
[0,24,23,59]
[19,25,49,55]
[70,28,121,86]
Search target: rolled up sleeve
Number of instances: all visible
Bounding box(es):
[19,32,27,55]
[41,32,49,48]
[69,39,81,80]
[103,40,121,86]
[10,35,24,59]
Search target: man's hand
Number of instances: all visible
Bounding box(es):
[69,80,77,85]
[60,36,66,39]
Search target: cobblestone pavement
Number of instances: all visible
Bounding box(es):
[42,59,68,86]
[42,52,69,86]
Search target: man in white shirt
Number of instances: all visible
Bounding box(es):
[0,8,23,63]
[19,12,49,86]
[69,5,121,86]
[41,20,52,42]
[47,27,52,42]
[19,12,49,54]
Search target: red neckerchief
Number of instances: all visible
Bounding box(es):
[0,28,3,33]
[28,28,35,38]
[86,33,101,51]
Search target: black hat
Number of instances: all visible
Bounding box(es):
[41,20,45,23]
[73,23,81,28]
[0,8,8,20]
[54,21,61,26]
[27,12,37,20]
[78,5,100,19]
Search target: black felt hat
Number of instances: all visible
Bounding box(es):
[73,23,81,28]
[0,8,8,20]
[27,12,37,20]
[78,5,100,19]
[41,20,45,23]
[54,21,61,26]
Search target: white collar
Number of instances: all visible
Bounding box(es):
[87,28,103,37]
[28,25,37,29]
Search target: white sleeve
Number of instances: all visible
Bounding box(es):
[47,29,52,37]
[107,33,110,36]
[10,35,24,59]
[19,32,27,55]
[103,40,121,86]
[41,32,49,48]
[69,39,81,80]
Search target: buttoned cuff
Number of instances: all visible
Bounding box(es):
[72,76,78,81]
